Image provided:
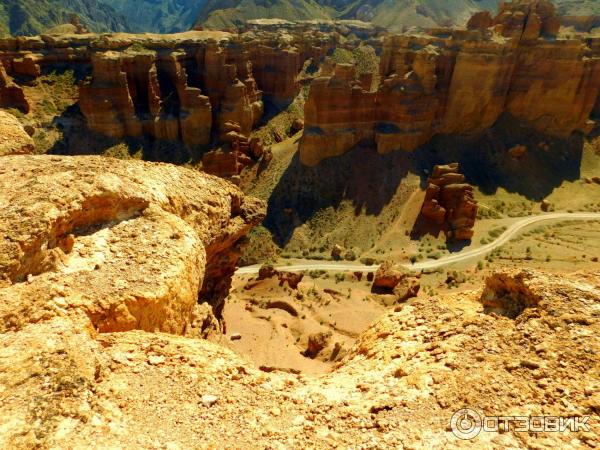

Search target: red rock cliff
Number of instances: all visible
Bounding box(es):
[300,0,600,166]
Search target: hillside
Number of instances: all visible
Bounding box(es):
[195,0,494,30]
[554,0,600,15]
[0,0,127,36]
[1,0,597,37]
[195,0,598,31]
[196,0,331,29]
[100,0,207,33]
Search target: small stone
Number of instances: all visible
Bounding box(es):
[147,355,165,365]
[520,359,541,369]
[201,394,218,407]
[292,415,305,426]
[230,333,242,341]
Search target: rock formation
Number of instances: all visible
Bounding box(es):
[0,111,34,155]
[79,48,214,153]
[2,266,598,448]
[202,121,267,183]
[300,0,600,166]
[421,163,478,241]
[0,62,29,113]
[0,29,338,156]
[372,261,421,301]
[0,155,265,336]
[256,263,305,289]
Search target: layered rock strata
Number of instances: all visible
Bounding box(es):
[300,0,600,166]
[202,121,268,183]
[420,163,478,241]
[0,155,265,335]
[0,29,339,152]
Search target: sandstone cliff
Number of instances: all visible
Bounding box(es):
[0,30,338,156]
[0,62,29,113]
[0,155,265,335]
[300,0,600,166]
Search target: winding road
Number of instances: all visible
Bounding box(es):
[235,212,600,275]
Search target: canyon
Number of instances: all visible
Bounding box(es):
[0,28,341,162]
[301,0,600,165]
[2,1,597,173]
[1,1,600,448]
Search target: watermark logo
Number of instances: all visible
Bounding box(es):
[450,409,591,440]
[450,409,482,439]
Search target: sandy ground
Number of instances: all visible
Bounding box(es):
[219,273,387,374]
[225,217,600,375]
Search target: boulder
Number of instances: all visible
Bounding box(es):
[278,271,304,290]
[331,244,344,260]
[258,264,278,279]
[372,261,421,301]
[303,332,332,358]
[291,118,305,133]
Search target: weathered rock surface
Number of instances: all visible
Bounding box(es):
[1,267,598,448]
[0,155,265,335]
[421,163,478,241]
[372,261,421,302]
[0,29,338,155]
[0,62,29,113]
[202,121,267,182]
[0,111,34,155]
[300,2,600,166]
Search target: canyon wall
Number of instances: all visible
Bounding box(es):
[0,30,339,154]
[300,0,600,166]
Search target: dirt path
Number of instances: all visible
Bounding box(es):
[236,212,600,274]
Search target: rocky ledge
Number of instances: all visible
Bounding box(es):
[0,155,265,336]
[1,266,599,448]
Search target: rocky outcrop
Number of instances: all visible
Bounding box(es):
[421,163,477,241]
[300,1,600,166]
[0,29,338,141]
[0,257,599,448]
[0,155,264,335]
[0,29,337,156]
[249,43,301,105]
[0,62,29,113]
[493,0,561,39]
[202,121,267,183]
[372,261,421,301]
[256,264,305,289]
[79,49,213,152]
[0,111,34,155]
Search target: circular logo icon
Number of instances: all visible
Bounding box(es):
[450,408,482,440]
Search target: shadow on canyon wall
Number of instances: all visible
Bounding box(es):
[264,114,585,247]
[47,105,196,164]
